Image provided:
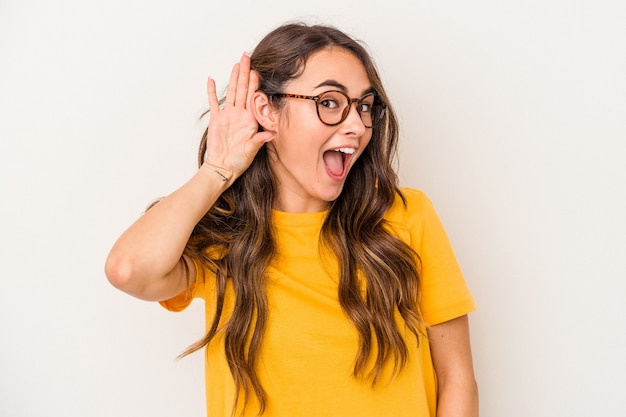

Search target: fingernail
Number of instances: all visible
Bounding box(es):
[243,51,250,57]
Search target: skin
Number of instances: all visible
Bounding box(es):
[257,47,373,212]
[429,315,479,417]
[105,51,478,416]
[105,54,269,301]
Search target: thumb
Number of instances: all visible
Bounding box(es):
[241,131,274,165]
[252,131,274,145]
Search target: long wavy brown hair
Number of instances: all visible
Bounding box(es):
[182,22,423,415]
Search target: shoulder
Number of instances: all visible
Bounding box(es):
[385,187,434,225]
[381,188,436,246]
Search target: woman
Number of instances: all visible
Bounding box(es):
[106,22,478,417]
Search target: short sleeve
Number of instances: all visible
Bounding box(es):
[388,189,476,325]
[159,257,206,312]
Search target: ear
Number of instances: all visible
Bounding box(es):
[251,91,279,133]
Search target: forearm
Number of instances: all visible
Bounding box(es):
[106,53,273,301]
[105,164,229,301]
[428,315,479,417]
[436,375,478,417]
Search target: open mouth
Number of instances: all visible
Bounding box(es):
[323,147,356,178]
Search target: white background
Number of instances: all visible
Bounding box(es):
[1,1,625,416]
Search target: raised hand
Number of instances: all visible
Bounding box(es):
[203,53,274,182]
[106,54,275,302]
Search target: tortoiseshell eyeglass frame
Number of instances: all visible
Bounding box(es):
[271,90,386,128]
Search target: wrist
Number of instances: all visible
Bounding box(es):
[199,161,235,189]
[204,162,233,182]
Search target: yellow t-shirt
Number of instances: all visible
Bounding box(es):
[162,188,475,417]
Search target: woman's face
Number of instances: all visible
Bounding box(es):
[268,47,374,212]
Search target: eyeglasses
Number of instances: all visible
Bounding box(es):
[272,90,386,128]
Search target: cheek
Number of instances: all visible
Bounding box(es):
[281,101,327,132]
[360,131,374,152]
[364,130,374,145]
[276,110,330,152]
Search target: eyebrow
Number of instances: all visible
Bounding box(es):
[314,79,375,97]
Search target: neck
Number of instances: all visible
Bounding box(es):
[273,191,331,213]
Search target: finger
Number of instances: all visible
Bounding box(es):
[225,63,240,107]
[253,131,274,144]
[235,53,251,108]
[244,131,274,163]
[247,70,260,110]
[206,77,219,112]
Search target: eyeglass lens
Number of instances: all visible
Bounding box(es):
[317,91,382,127]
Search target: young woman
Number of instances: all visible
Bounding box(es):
[106,22,478,417]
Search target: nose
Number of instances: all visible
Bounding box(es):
[341,101,367,134]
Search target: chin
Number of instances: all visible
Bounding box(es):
[318,185,346,204]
